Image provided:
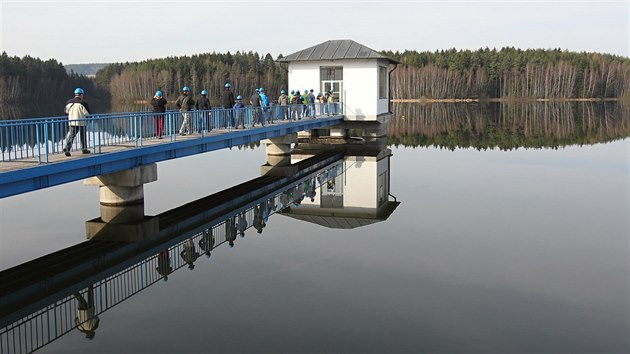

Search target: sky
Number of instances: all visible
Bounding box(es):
[0,0,628,65]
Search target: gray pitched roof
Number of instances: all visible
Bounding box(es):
[277,40,400,64]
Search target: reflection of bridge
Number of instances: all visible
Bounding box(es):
[0,152,346,354]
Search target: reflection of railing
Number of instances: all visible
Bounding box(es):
[0,103,344,164]
[0,157,345,354]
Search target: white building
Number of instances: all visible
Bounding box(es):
[278,40,399,124]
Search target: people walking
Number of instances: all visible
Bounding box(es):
[176,86,195,135]
[291,90,301,120]
[196,89,212,132]
[233,95,246,129]
[250,88,262,126]
[308,89,316,118]
[278,90,289,120]
[63,88,91,157]
[222,83,235,127]
[150,90,167,139]
[259,88,269,125]
[302,89,309,118]
[156,249,172,281]
[198,229,215,258]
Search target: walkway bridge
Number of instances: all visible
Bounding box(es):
[0,103,344,199]
[0,151,346,354]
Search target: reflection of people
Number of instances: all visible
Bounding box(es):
[253,203,266,234]
[226,217,237,247]
[180,238,200,269]
[156,249,173,281]
[63,87,91,157]
[237,212,247,237]
[306,177,317,202]
[74,285,100,339]
[198,229,215,258]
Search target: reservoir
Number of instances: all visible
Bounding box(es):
[0,102,628,353]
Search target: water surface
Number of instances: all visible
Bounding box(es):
[0,102,628,353]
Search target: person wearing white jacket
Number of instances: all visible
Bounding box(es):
[63,87,91,156]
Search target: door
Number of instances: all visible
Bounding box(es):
[321,81,343,103]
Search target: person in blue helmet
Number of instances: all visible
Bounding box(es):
[63,88,91,156]
[151,90,167,139]
[250,88,262,126]
[291,90,301,120]
[259,88,269,125]
[233,95,246,129]
[278,89,289,121]
[196,89,212,132]
[307,89,316,118]
[176,86,195,135]
[222,83,235,127]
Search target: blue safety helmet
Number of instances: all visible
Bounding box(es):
[236,95,243,100]
[74,88,84,95]
[201,90,207,95]
[281,90,285,94]
[224,83,231,88]
[290,90,295,94]
[255,88,259,92]
[259,88,264,92]
[182,86,190,92]
[155,90,163,97]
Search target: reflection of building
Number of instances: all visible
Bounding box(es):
[282,142,399,229]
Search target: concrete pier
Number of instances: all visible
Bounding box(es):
[84,164,158,206]
[261,134,299,176]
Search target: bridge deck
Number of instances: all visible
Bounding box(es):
[0,115,345,198]
[0,126,236,173]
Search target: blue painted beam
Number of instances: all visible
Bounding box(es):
[0,116,344,199]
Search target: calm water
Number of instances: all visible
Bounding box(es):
[0,102,628,353]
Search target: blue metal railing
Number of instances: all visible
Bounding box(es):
[0,102,344,164]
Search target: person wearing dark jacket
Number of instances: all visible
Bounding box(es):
[63,87,91,156]
[222,83,235,127]
[150,90,167,138]
[196,89,212,132]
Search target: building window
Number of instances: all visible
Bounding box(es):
[320,66,343,81]
[379,66,387,99]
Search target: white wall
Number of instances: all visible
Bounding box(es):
[288,59,390,121]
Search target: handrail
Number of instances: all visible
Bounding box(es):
[0,102,344,164]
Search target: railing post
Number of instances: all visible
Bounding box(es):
[98,116,102,154]
[36,122,41,164]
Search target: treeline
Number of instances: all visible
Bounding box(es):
[0,52,107,106]
[387,102,630,150]
[95,52,287,104]
[384,48,630,99]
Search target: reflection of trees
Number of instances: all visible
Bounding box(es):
[388,102,630,150]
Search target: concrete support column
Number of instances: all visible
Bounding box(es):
[362,123,388,138]
[262,133,297,156]
[261,134,298,176]
[84,164,159,242]
[329,128,348,138]
[84,164,158,206]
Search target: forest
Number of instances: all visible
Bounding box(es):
[386,48,630,99]
[2,47,630,114]
[0,52,108,106]
[94,51,286,104]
